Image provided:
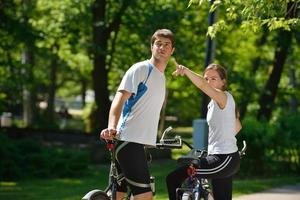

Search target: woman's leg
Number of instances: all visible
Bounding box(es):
[166,165,189,200]
[211,176,233,200]
[195,152,239,200]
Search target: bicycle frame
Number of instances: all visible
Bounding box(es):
[176,148,213,200]
[82,126,246,200]
[105,141,118,199]
[82,141,117,200]
[82,126,181,200]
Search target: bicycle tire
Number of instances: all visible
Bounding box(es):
[181,191,214,200]
[82,190,110,200]
[90,192,110,200]
[182,191,193,200]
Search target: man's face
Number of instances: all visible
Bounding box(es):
[151,36,175,61]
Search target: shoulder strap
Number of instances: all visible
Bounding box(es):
[144,62,153,84]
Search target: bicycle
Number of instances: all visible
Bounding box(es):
[175,140,247,200]
[81,127,246,200]
[82,126,182,200]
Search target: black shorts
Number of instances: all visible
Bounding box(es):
[115,141,152,195]
[166,151,240,200]
[196,151,240,179]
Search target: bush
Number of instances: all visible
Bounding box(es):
[237,113,300,177]
[0,133,90,181]
[0,133,22,180]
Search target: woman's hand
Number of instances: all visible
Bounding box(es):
[172,58,186,76]
[100,128,117,140]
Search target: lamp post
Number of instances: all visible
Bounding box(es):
[201,0,216,118]
[193,0,216,150]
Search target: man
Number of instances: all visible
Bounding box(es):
[100,29,175,200]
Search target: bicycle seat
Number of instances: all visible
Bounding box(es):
[177,149,207,166]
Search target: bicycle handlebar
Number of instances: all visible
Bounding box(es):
[104,126,247,157]
[156,126,247,159]
[155,126,195,150]
[156,136,182,149]
[239,140,247,157]
[156,126,182,149]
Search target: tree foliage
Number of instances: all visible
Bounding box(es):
[0,0,299,130]
[188,0,300,37]
[187,0,300,121]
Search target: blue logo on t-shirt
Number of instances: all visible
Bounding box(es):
[120,63,153,131]
[122,82,147,117]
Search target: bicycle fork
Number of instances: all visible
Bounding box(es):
[176,165,211,200]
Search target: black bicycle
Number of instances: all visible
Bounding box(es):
[82,126,182,200]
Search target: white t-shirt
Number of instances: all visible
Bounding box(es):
[116,60,166,146]
[206,91,238,154]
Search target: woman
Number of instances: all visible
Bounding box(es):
[166,62,242,200]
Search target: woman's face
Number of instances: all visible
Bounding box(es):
[204,69,226,90]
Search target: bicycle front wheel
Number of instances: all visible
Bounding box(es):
[181,191,214,200]
[90,192,110,200]
[182,192,193,200]
[82,190,110,200]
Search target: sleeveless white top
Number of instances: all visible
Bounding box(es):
[206,91,238,154]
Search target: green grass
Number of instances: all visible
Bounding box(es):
[233,176,300,196]
[0,164,110,200]
[0,160,299,200]
[1,126,299,199]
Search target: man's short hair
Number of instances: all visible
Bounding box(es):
[151,29,175,47]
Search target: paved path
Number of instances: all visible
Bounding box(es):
[233,183,300,200]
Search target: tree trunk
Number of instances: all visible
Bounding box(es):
[158,89,168,137]
[21,0,35,127]
[257,2,296,120]
[46,54,58,124]
[81,78,87,107]
[288,66,298,112]
[239,28,268,119]
[91,0,135,132]
[91,0,110,131]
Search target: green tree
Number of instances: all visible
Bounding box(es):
[0,0,39,123]
[188,0,300,121]
[257,2,298,120]
[91,0,137,131]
